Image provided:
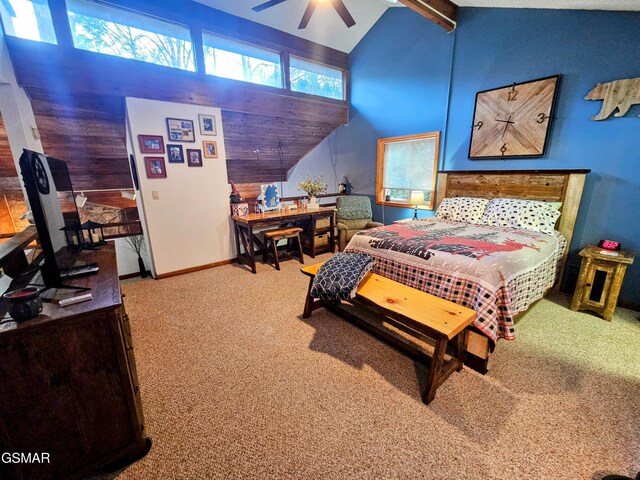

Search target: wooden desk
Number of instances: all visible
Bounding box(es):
[232,207,335,274]
[0,244,150,479]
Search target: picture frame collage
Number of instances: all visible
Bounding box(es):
[137,113,218,179]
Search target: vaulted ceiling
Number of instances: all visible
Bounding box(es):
[194,0,396,53]
[196,0,640,53]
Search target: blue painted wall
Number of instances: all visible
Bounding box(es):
[337,8,454,223]
[340,7,640,304]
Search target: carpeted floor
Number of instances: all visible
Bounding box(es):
[100,254,639,479]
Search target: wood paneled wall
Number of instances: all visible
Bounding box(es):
[223,111,340,184]
[0,114,16,181]
[28,90,131,191]
[6,28,348,195]
[0,113,29,234]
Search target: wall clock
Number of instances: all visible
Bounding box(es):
[469,75,560,159]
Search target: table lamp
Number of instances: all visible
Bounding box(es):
[409,190,425,220]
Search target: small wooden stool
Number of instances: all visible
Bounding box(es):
[263,227,304,270]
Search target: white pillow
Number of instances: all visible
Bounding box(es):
[479,198,561,234]
[435,197,490,224]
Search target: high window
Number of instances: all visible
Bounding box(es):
[66,0,195,71]
[202,32,282,88]
[0,0,57,44]
[289,56,344,100]
[376,132,440,210]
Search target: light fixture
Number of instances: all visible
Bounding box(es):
[75,192,87,208]
[409,190,425,220]
[121,190,136,200]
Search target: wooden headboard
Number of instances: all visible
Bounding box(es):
[436,169,590,283]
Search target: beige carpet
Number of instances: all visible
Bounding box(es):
[100,254,639,479]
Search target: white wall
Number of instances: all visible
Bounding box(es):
[113,237,152,276]
[0,33,43,176]
[125,98,233,277]
[279,124,375,198]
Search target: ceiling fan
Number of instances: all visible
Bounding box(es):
[252,0,356,30]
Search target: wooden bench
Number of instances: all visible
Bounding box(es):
[263,227,304,270]
[301,262,476,405]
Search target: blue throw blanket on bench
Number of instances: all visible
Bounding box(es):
[310,253,374,302]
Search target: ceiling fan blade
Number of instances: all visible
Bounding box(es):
[298,1,317,29]
[252,0,288,12]
[330,0,356,28]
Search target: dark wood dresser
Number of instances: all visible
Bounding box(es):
[0,244,149,479]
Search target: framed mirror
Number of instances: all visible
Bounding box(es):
[376,131,440,210]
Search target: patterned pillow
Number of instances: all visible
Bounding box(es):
[479,198,561,234]
[435,197,490,224]
[310,253,374,301]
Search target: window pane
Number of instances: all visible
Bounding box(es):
[290,56,343,100]
[66,0,195,71]
[383,138,437,194]
[0,0,57,44]
[378,133,439,209]
[203,32,282,88]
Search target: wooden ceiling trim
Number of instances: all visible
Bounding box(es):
[398,0,458,32]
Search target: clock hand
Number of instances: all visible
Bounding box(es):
[498,115,515,139]
[495,115,515,124]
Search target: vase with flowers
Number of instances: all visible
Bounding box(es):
[297,176,327,210]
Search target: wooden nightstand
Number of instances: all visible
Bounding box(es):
[570,245,635,321]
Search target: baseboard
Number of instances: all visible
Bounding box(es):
[154,259,235,279]
[119,271,150,280]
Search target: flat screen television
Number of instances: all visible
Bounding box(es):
[18,149,83,288]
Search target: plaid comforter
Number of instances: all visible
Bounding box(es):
[345,219,566,344]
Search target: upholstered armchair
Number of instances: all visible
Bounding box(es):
[336,196,383,252]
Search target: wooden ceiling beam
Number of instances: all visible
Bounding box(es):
[398,0,458,32]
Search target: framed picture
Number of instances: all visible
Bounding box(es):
[260,184,280,211]
[138,135,165,154]
[186,149,202,167]
[203,140,218,158]
[144,157,167,178]
[199,114,217,136]
[166,117,195,142]
[167,144,184,163]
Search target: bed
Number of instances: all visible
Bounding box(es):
[345,169,590,370]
